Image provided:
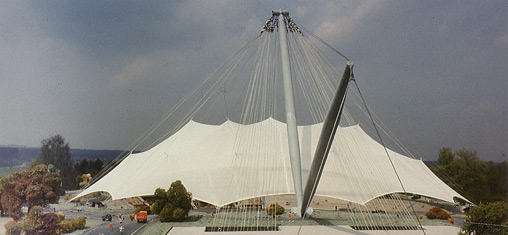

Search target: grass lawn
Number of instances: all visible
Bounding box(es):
[135,209,460,235]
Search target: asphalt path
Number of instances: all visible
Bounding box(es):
[83,215,158,235]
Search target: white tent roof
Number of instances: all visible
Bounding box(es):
[73,118,466,206]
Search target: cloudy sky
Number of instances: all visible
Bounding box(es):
[1,1,506,161]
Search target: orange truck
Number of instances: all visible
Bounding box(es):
[136,211,147,223]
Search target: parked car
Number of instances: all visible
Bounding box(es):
[102,214,112,221]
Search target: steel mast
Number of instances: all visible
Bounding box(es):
[301,62,354,216]
[275,9,304,213]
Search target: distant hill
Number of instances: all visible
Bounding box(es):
[0,146,124,167]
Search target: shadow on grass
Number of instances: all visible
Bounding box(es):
[307,217,369,235]
[308,216,334,226]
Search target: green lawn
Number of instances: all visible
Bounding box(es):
[135,210,459,234]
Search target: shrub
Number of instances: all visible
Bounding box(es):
[461,201,508,235]
[41,213,61,235]
[57,220,73,234]
[56,211,65,221]
[425,207,451,220]
[23,206,44,234]
[266,203,285,216]
[72,217,86,230]
[57,217,86,234]
[5,221,22,235]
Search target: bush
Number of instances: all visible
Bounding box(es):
[425,207,451,220]
[23,206,44,234]
[73,217,86,230]
[57,217,86,234]
[56,211,65,221]
[5,221,22,235]
[57,220,73,234]
[266,203,285,216]
[41,213,61,235]
[159,205,186,222]
[461,201,508,235]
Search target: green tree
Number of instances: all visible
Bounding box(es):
[33,135,75,189]
[167,180,193,214]
[74,158,104,178]
[92,158,103,176]
[431,147,506,204]
[151,180,192,222]
[486,161,507,202]
[460,201,508,235]
[437,147,454,165]
[151,187,168,215]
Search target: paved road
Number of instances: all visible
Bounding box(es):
[83,215,158,235]
[43,205,157,235]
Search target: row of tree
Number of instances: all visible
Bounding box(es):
[430,147,506,204]
[431,147,507,234]
[31,135,104,190]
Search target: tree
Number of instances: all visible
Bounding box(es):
[0,176,9,216]
[437,147,454,166]
[74,158,104,180]
[92,158,103,176]
[486,161,507,202]
[33,135,75,189]
[431,147,506,204]
[1,187,23,220]
[151,180,192,222]
[460,201,508,235]
[0,164,63,220]
[151,187,168,215]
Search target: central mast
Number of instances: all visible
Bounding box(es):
[275,9,303,212]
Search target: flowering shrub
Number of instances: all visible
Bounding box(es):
[5,221,22,235]
[425,207,451,220]
[266,203,285,216]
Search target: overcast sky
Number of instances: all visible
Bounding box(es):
[1,1,506,162]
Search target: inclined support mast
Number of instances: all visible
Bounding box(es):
[301,62,353,216]
[275,9,304,212]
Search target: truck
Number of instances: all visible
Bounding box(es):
[136,211,147,223]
